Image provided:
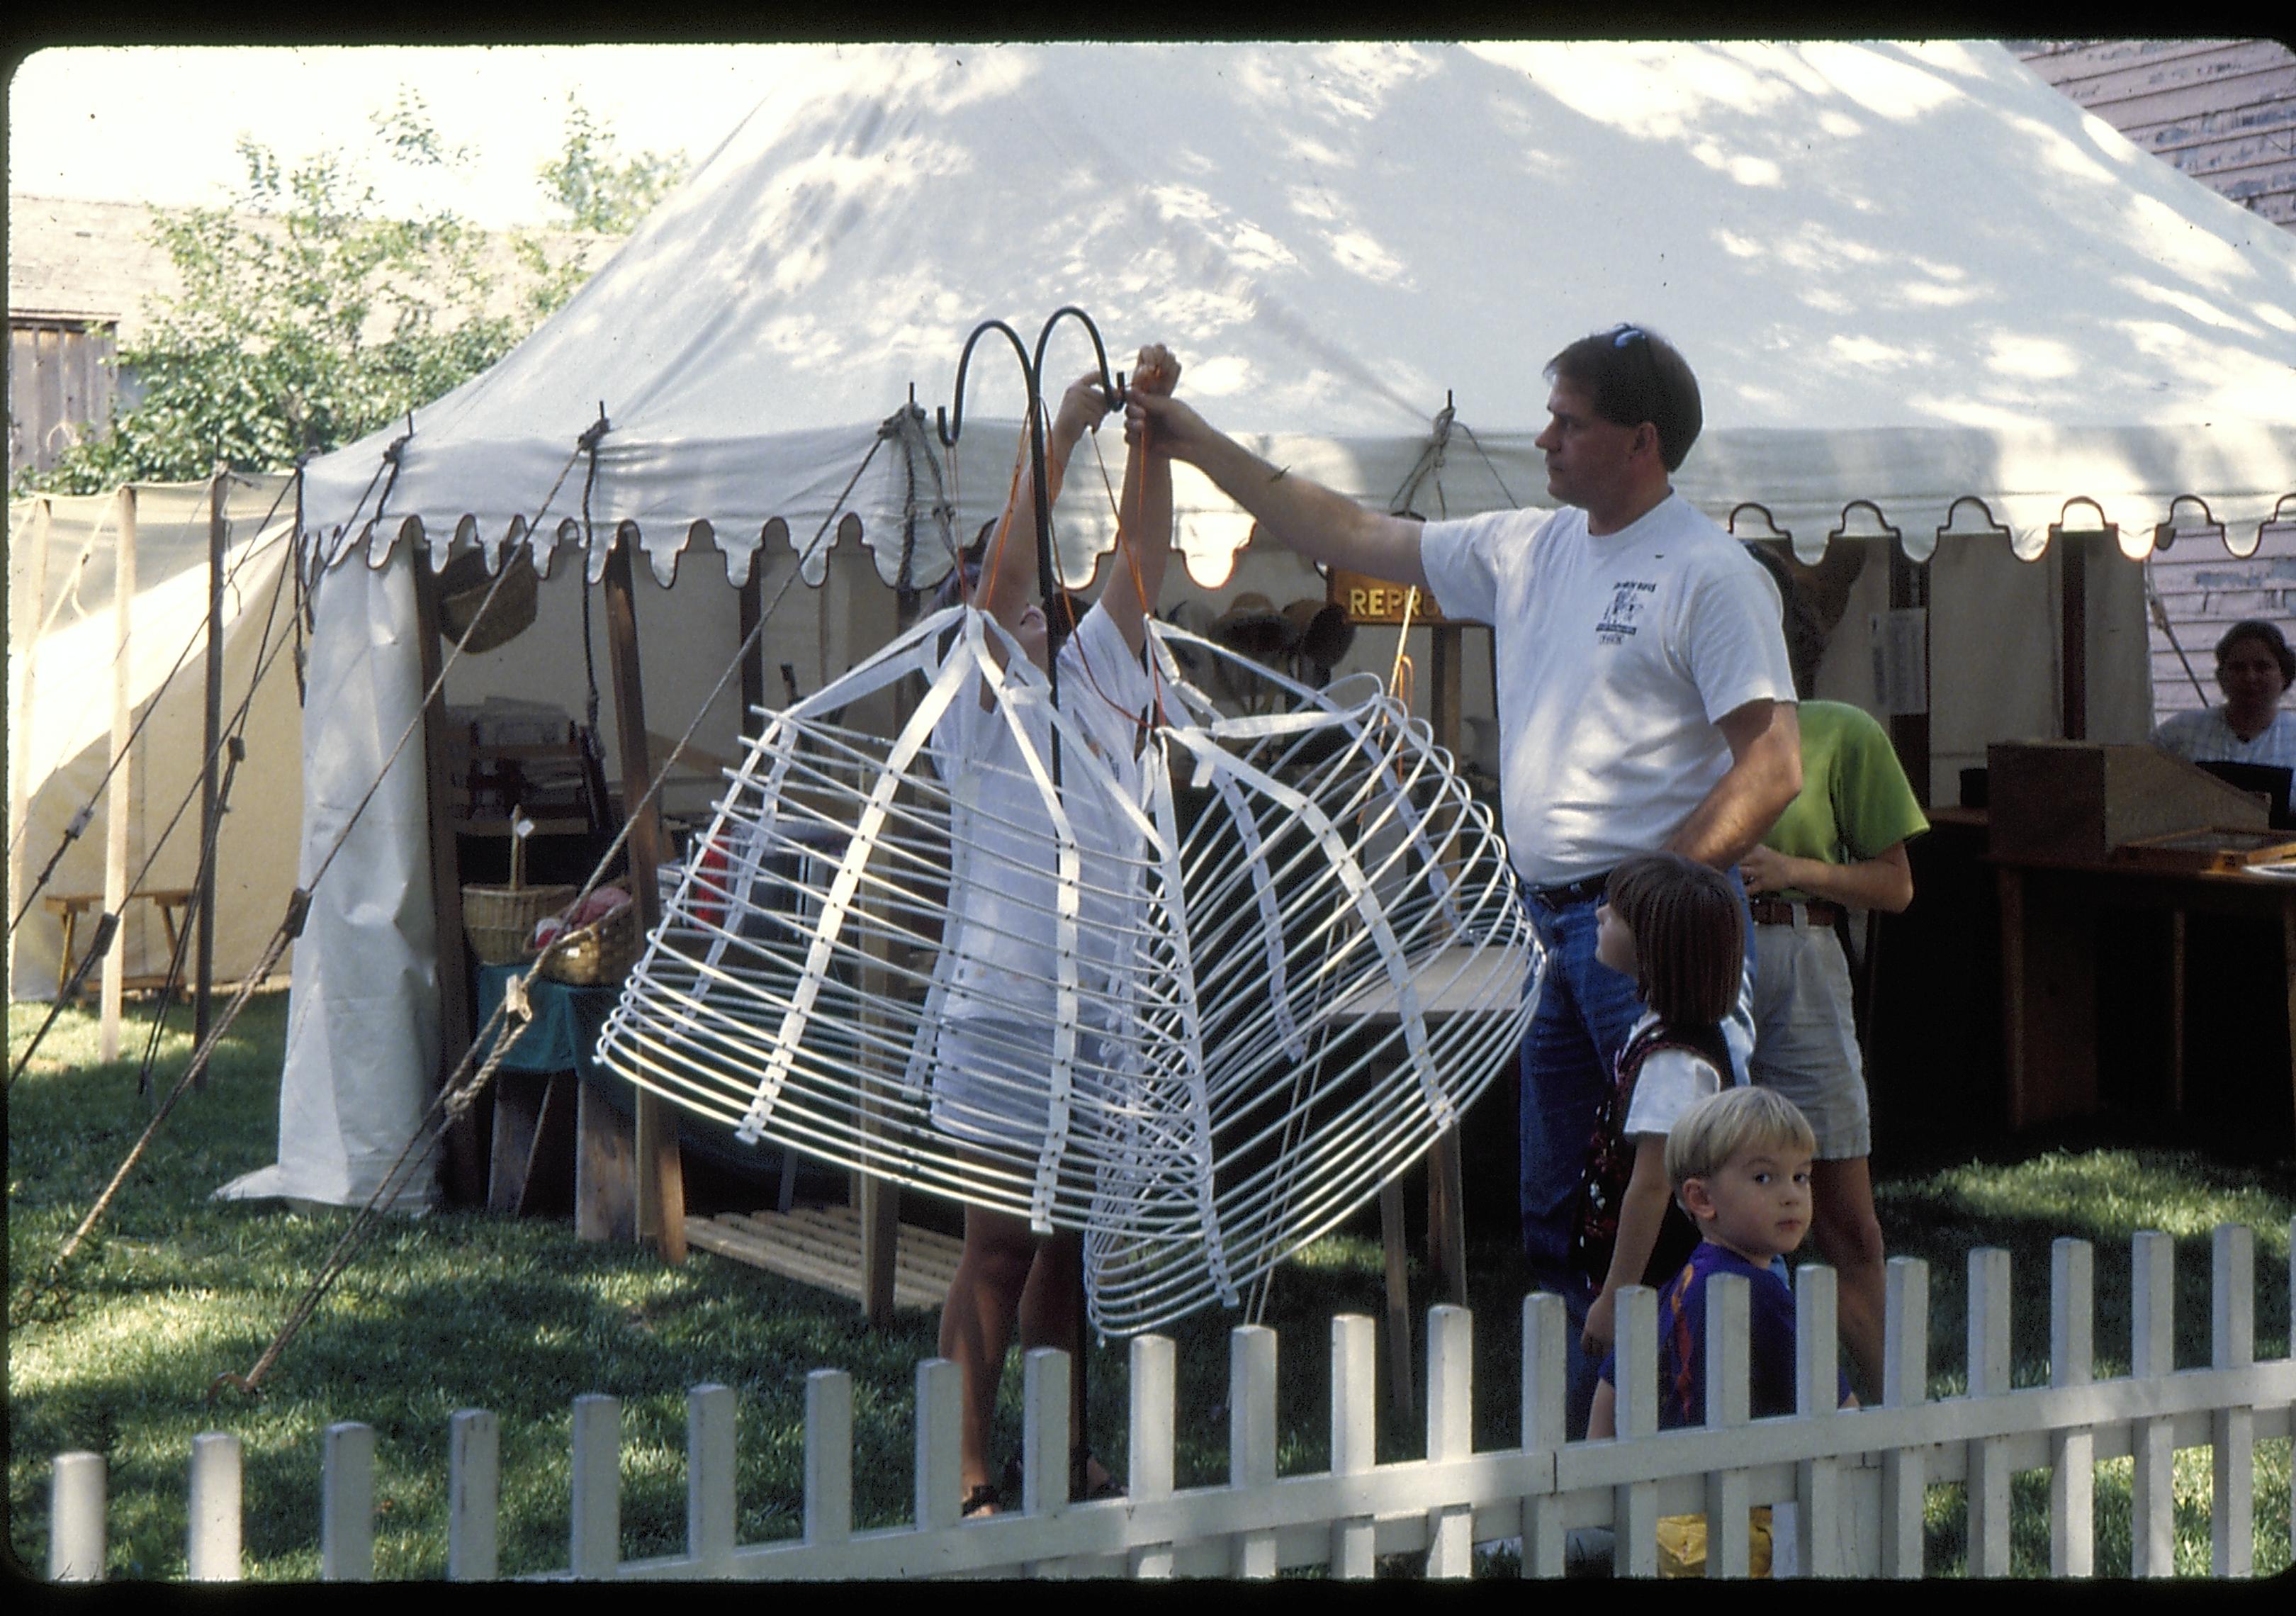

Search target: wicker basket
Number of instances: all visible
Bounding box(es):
[437,545,540,655]
[539,899,641,986]
[461,882,578,965]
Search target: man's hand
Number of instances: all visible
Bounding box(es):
[1125,387,1209,461]
[1130,344,1180,400]
[1738,843,1797,895]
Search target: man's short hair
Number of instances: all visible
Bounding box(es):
[1665,1085,1816,1201]
[1604,851,1743,1026]
[2217,619,2295,690]
[1546,325,1704,473]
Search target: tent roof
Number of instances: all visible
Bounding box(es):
[300,40,2296,588]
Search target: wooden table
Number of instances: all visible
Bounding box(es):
[1994,853,2296,1144]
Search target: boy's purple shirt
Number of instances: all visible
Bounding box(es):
[1595,1240,1851,1429]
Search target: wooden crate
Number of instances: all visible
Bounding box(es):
[1986,740,2267,865]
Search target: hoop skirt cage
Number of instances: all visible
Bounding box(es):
[595,605,1541,1334]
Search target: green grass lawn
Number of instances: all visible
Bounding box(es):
[9,990,2290,1580]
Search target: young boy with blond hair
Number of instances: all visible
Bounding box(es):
[1583,1084,1855,1576]
[1592,1084,1855,1437]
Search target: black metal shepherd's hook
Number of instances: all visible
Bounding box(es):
[935,310,1127,788]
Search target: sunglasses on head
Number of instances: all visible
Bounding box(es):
[1611,325,1648,347]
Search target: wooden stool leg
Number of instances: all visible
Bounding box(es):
[575,1086,637,1242]
[55,906,79,1000]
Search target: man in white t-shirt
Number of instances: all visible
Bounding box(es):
[1129,325,1800,1435]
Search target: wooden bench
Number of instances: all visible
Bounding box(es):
[41,889,195,999]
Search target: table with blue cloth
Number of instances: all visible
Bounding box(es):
[474,963,770,1230]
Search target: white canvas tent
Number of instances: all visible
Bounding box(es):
[7,476,304,1010]
[237,40,2296,1211]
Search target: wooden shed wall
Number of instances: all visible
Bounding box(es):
[2010,38,2296,230]
[8,319,117,479]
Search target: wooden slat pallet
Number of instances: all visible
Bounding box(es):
[683,1204,962,1313]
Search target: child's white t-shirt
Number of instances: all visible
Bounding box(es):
[1617,1011,1728,1138]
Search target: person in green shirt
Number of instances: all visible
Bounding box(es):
[1737,698,1926,1398]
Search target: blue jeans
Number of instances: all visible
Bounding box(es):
[1518,870,1757,1437]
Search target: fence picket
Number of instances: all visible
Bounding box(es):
[2131,1231,2176,1578]
[1127,1334,1177,1579]
[1425,1304,1474,1578]
[320,1421,376,1581]
[2049,1240,2095,1578]
[1519,1292,1568,1578]
[1329,1314,1376,1580]
[447,1409,499,1581]
[1703,1272,1755,1579]
[1966,1248,2013,1576]
[49,1452,105,1583]
[186,1431,242,1582]
[1020,1348,1068,1576]
[804,1370,853,1548]
[2211,1225,2255,1578]
[1229,1325,1278,1578]
[1792,1264,1841,1578]
[1611,1284,1660,1576]
[570,1394,621,1578]
[1879,1257,1928,1578]
[689,1384,738,1575]
[913,1359,962,1537]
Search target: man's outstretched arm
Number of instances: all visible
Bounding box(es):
[1127,391,1427,587]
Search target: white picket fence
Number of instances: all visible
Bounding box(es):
[43,1223,2296,1581]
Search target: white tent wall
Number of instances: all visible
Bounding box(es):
[6,476,303,1003]
[215,543,439,1211]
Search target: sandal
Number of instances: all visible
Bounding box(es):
[1071,1444,1125,1503]
[999,1449,1126,1503]
[961,1482,1001,1519]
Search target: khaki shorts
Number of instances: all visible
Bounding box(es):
[1748,916,1872,1160]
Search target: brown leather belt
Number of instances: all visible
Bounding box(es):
[1749,897,1845,927]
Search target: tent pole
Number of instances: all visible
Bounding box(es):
[738,566,765,742]
[2061,534,2090,741]
[600,527,689,1263]
[101,487,137,1065]
[410,546,486,1205]
[1424,622,1470,1311]
[196,466,226,1060]
[1887,546,1933,807]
